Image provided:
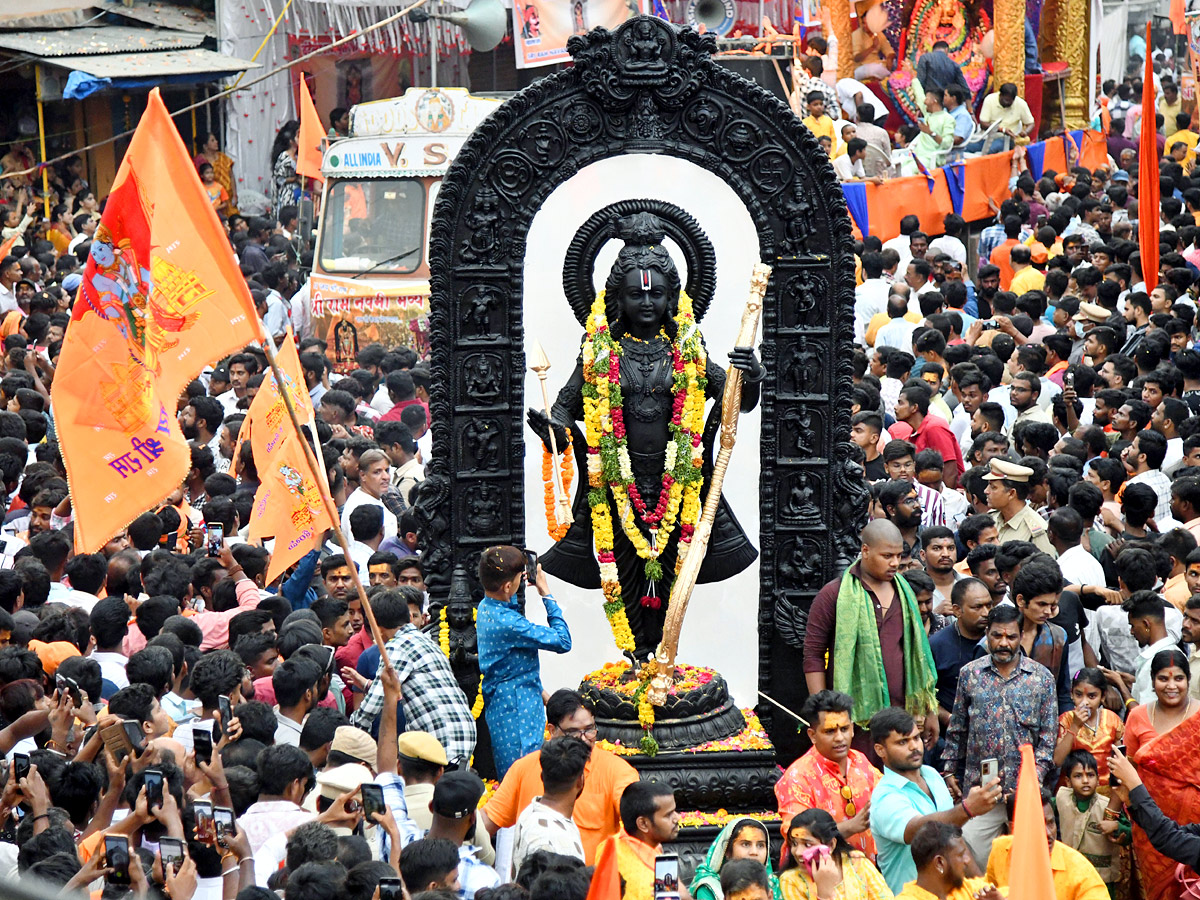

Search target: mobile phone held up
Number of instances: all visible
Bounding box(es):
[194,800,216,844]
[981,757,999,786]
[524,548,538,585]
[206,523,224,558]
[194,728,214,766]
[159,837,185,875]
[144,767,164,810]
[106,835,132,886]
[654,854,680,900]
[378,877,404,900]
[361,783,386,823]
[214,806,237,842]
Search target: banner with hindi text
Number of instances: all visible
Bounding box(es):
[53,89,260,553]
[245,334,336,584]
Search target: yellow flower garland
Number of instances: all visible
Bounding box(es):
[580,287,707,654]
[439,607,484,719]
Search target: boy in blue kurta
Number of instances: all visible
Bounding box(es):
[476,545,572,776]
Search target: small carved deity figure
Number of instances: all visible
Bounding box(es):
[785,472,823,526]
[783,335,823,392]
[780,538,821,587]
[464,355,501,404]
[465,482,502,534]
[783,406,817,457]
[463,419,501,471]
[465,288,499,338]
[461,187,503,263]
[781,181,816,254]
[624,18,666,67]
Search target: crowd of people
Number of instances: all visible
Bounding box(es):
[0,23,1199,900]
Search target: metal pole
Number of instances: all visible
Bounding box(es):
[430,7,439,87]
[34,65,51,219]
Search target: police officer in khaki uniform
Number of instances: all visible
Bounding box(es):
[982,458,1057,557]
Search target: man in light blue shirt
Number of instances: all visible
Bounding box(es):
[868,707,1001,892]
[944,86,975,153]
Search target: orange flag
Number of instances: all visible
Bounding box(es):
[1171,0,1186,35]
[297,76,325,184]
[53,88,260,553]
[584,838,621,900]
[244,331,335,584]
[0,235,17,259]
[1008,743,1055,900]
[1139,20,1160,293]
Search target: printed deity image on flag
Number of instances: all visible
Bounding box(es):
[78,171,209,433]
[53,89,260,553]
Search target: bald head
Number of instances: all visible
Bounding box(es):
[861,519,904,582]
[862,518,903,547]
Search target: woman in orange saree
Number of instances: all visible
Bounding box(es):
[1124,648,1200,900]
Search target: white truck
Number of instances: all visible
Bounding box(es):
[310,87,503,368]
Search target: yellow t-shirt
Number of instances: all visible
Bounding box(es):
[865,310,921,346]
[987,836,1109,900]
[896,876,1004,900]
[1009,265,1046,295]
[803,114,838,152]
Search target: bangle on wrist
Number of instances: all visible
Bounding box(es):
[961,799,975,819]
[1125,698,1137,709]
[32,813,49,822]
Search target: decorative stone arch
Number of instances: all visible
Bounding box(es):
[413,15,869,760]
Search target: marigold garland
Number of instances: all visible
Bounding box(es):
[581,287,707,653]
[541,432,574,541]
[440,607,484,719]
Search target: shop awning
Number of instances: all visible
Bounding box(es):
[97,1,215,37]
[0,25,206,56]
[40,48,261,98]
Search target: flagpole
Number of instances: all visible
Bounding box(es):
[257,321,395,674]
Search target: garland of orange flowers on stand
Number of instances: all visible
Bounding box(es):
[579,286,707,752]
[439,607,485,719]
[542,432,574,541]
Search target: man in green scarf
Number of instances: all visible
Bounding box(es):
[803,518,939,759]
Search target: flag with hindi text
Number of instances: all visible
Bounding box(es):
[245,332,335,584]
[53,89,260,553]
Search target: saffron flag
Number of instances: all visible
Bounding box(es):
[297,76,325,184]
[584,838,620,900]
[53,89,260,553]
[1008,743,1055,900]
[1140,20,1160,293]
[245,331,335,584]
[0,235,17,259]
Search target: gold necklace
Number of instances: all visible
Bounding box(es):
[623,328,667,345]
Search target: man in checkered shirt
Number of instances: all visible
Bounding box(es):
[350,588,477,762]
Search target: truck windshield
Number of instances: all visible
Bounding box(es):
[318,178,425,274]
